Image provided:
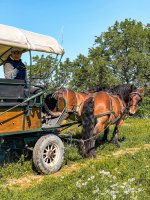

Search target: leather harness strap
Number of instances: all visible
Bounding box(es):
[94,92,126,124]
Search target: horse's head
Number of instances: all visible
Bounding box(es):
[52,88,65,100]
[128,87,144,115]
[52,88,78,112]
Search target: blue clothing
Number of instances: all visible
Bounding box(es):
[5,56,27,87]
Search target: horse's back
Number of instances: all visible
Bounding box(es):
[93,91,111,114]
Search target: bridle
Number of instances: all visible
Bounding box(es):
[129,91,142,108]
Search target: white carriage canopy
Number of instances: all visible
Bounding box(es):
[0,24,64,65]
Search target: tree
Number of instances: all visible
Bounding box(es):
[54,58,73,88]
[90,19,150,85]
[68,54,91,90]
[27,54,64,89]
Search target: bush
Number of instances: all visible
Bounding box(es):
[134,96,150,118]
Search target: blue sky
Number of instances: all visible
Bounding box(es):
[0,0,150,77]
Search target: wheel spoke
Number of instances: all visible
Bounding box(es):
[50,145,54,150]
[52,147,56,152]
[44,157,48,163]
[42,142,61,165]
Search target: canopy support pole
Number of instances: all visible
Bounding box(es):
[29,50,32,97]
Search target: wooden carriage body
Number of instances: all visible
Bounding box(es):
[0,79,42,136]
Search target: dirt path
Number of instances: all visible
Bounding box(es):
[4,144,150,189]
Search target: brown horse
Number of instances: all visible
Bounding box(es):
[43,88,94,121]
[43,85,113,119]
[79,84,144,157]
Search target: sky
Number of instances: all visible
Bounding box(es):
[0,0,150,77]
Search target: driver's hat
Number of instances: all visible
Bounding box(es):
[11,48,22,52]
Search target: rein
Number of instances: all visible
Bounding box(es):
[130,91,142,98]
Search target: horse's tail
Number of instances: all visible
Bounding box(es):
[79,97,96,157]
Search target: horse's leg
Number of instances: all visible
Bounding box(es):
[102,127,110,142]
[111,118,124,146]
[79,97,95,158]
[84,122,105,157]
[92,117,109,147]
[111,125,120,146]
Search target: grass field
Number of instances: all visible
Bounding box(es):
[0,118,149,200]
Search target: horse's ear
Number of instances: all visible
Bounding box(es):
[130,84,136,92]
[139,87,145,95]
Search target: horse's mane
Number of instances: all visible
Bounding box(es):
[87,85,110,93]
[110,84,137,103]
[89,84,137,103]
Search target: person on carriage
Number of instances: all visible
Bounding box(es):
[3,48,60,117]
[3,48,41,95]
[3,48,27,87]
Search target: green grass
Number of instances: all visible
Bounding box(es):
[0,118,150,200]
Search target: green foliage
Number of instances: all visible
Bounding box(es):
[27,54,61,89]
[134,96,150,118]
[90,19,150,85]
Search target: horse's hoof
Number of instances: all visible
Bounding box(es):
[111,138,120,147]
[116,143,120,148]
[102,139,109,143]
[87,150,96,158]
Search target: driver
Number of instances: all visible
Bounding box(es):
[3,48,27,86]
[3,48,59,117]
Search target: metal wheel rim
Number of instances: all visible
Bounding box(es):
[42,143,60,166]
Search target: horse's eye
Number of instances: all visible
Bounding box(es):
[139,99,142,103]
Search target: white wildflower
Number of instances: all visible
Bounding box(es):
[120,185,125,189]
[113,176,116,180]
[137,188,143,192]
[128,178,135,182]
[122,182,128,186]
[88,175,95,181]
[99,170,111,176]
[93,186,100,194]
[90,175,95,180]
[110,190,116,196]
[112,194,117,200]
[124,187,135,194]
[105,189,110,194]
[76,180,82,188]
[101,192,106,196]
[82,182,88,186]
[110,183,118,188]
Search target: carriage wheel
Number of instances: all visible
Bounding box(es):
[33,134,64,174]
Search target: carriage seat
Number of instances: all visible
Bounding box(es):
[0,78,25,100]
[0,79,43,107]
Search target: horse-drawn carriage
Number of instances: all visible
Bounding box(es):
[0,24,144,175]
[0,24,68,174]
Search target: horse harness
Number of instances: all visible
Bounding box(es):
[94,92,126,124]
